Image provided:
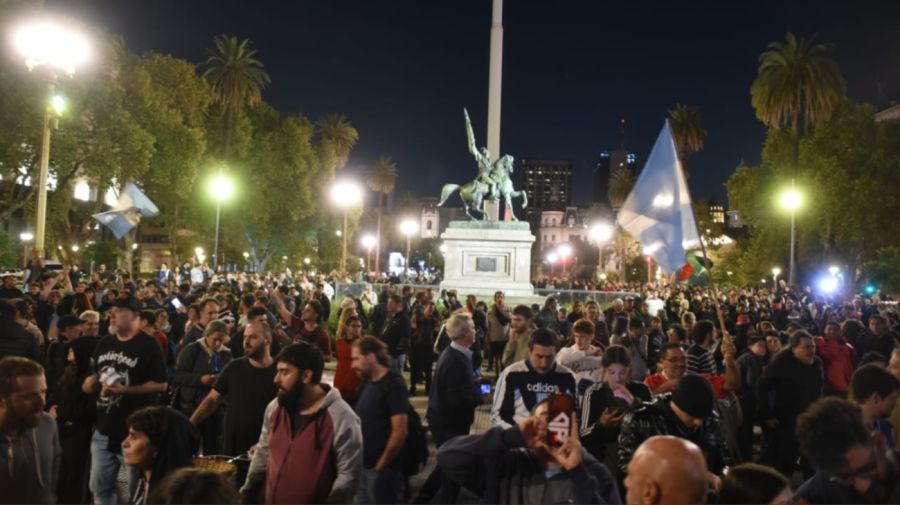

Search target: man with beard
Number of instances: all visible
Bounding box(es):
[352,335,411,504]
[0,357,61,504]
[796,397,899,504]
[241,342,361,504]
[82,296,167,505]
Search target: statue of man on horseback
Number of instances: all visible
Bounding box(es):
[437,109,528,221]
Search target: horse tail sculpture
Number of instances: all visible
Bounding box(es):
[438,183,460,207]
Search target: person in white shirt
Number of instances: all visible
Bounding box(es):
[556,319,605,401]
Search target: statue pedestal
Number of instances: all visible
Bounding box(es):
[440,221,539,303]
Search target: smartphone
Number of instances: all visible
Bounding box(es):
[480,383,491,395]
[546,393,575,448]
[171,298,184,310]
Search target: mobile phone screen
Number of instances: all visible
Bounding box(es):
[171,298,184,309]
[480,383,491,395]
[546,393,575,448]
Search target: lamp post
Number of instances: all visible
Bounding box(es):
[13,20,90,257]
[779,180,802,286]
[771,267,781,284]
[330,180,363,274]
[209,172,234,270]
[557,243,573,277]
[547,252,558,277]
[400,219,419,275]
[19,232,34,268]
[361,234,377,272]
[589,222,614,282]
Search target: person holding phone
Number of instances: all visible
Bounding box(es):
[580,345,652,472]
[437,398,620,504]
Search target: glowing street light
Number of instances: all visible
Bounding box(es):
[590,221,614,281]
[772,267,781,284]
[19,232,34,268]
[778,180,802,286]
[557,243,573,276]
[361,234,377,271]
[828,265,840,277]
[330,179,363,273]
[547,252,559,276]
[303,257,311,266]
[13,19,90,257]
[400,218,419,274]
[70,244,79,253]
[209,172,235,269]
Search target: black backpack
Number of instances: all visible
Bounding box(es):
[402,405,429,476]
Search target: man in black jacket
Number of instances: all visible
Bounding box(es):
[0,299,39,360]
[758,330,823,476]
[380,294,411,375]
[618,374,730,490]
[416,312,490,503]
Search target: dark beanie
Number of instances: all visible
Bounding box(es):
[672,374,715,419]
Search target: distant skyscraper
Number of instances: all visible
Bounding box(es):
[592,119,637,205]
[521,159,572,229]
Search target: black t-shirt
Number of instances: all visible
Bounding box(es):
[93,332,166,444]
[213,357,277,456]
[354,371,409,469]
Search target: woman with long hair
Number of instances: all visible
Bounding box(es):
[123,406,198,505]
[333,315,364,404]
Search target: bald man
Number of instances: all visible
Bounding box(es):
[624,435,708,505]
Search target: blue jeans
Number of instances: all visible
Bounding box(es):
[89,430,134,505]
[356,467,406,504]
[390,354,406,376]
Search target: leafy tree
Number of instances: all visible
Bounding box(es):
[202,35,270,158]
[750,33,845,139]
[607,166,635,211]
[861,247,900,295]
[316,114,359,170]
[366,156,398,272]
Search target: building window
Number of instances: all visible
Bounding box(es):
[551,234,556,242]
[426,221,433,230]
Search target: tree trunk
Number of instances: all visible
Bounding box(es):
[375,192,383,273]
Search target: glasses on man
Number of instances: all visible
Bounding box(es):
[828,446,878,487]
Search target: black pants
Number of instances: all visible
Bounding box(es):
[414,428,466,504]
[57,423,92,505]
[197,408,224,455]
[409,346,433,393]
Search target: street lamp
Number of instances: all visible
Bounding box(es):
[828,265,840,277]
[590,222,614,281]
[547,252,558,277]
[779,180,802,286]
[557,243,573,276]
[330,180,363,273]
[361,234,377,272]
[195,246,205,264]
[70,244,79,253]
[209,172,235,270]
[772,267,781,284]
[643,247,654,284]
[13,20,90,257]
[19,232,34,268]
[399,218,419,275]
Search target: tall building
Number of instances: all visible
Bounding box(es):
[592,149,637,204]
[521,159,572,229]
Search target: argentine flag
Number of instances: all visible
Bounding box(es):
[616,120,700,273]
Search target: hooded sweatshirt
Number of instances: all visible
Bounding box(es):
[241,385,362,504]
[0,412,61,504]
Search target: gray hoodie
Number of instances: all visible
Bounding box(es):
[0,412,62,504]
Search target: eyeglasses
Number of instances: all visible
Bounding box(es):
[829,446,878,487]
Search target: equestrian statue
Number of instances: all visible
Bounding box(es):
[437,108,528,221]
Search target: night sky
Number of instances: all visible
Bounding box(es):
[45,0,900,205]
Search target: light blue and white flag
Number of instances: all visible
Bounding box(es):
[92,182,158,239]
[616,120,700,273]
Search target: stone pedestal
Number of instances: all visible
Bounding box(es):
[440,221,538,301]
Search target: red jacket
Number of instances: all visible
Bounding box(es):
[814,336,856,393]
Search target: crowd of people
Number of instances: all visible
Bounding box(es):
[1,261,899,504]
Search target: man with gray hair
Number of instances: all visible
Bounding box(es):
[418,312,491,503]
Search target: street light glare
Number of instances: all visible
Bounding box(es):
[51,95,65,115]
[19,232,34,242]
[547,253,558,264]
[772,267,781,276]
[14,20,90,75]
[589,222,614,244]
[779,188,802,211]
[400,218,418,236]
[361,234,377,249]
[330,180,363,208]
[557,243,573,258]
[209,173,235,201]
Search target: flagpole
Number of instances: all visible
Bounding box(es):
[670,120,731,345]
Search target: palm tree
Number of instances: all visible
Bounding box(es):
[668,103,707,169]
[317,114,359,170]
[607,166,636,211]
[750,32,845,139]
[202,35,271,157]
[366,156,398,272]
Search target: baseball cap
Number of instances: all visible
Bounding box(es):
[672,374,715,419]
[58,314,85,331]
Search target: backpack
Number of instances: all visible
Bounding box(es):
[377,377,430,476]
